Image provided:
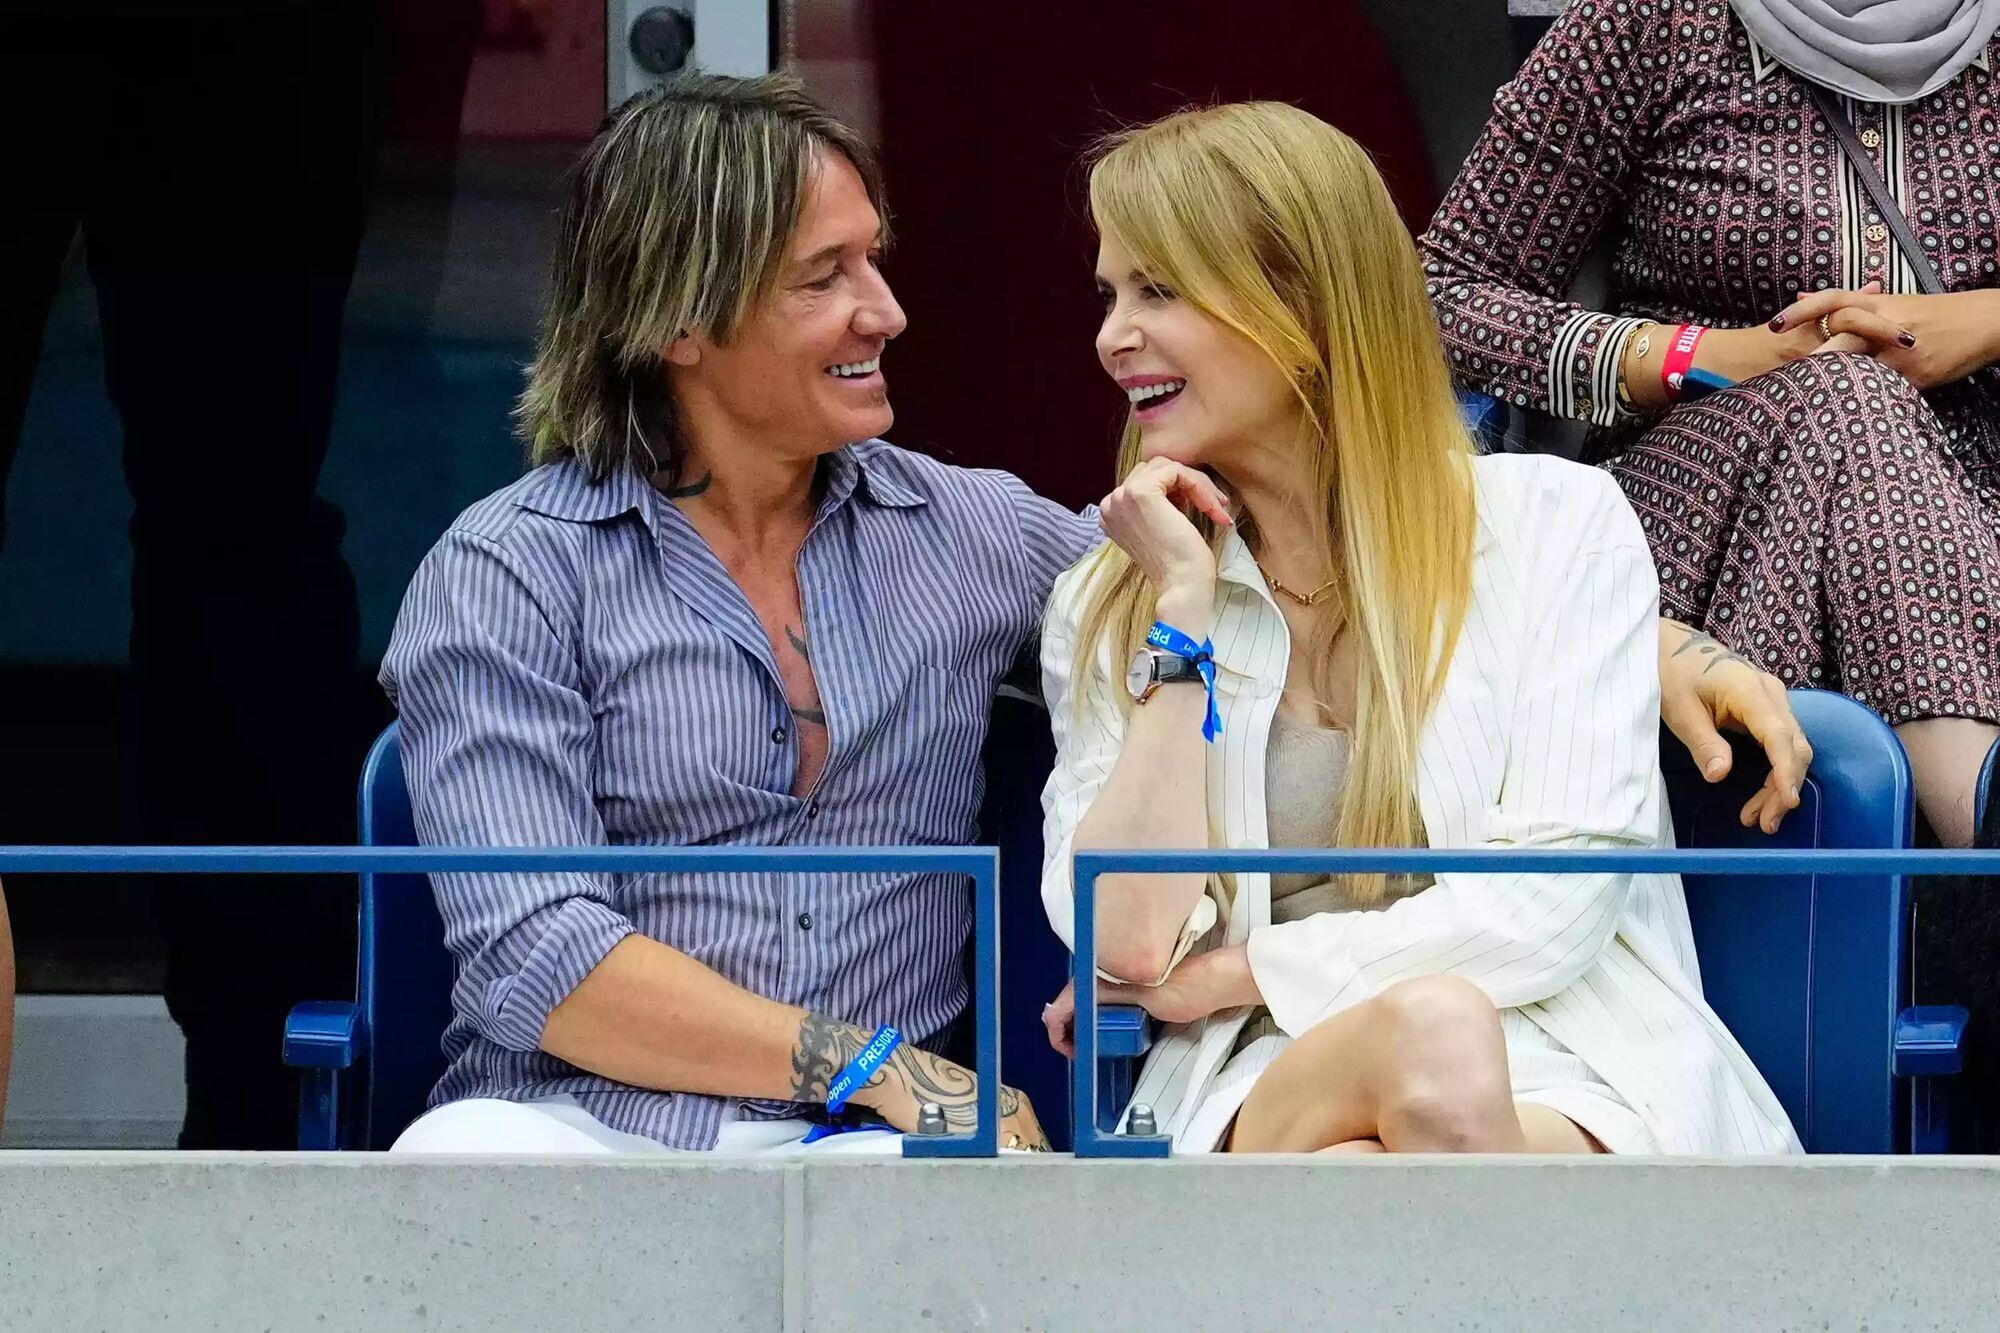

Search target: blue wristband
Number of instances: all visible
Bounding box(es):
[825,1024,903,1114]
[1146,620,1223,743]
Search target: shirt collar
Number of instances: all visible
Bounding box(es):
[513,443,928,528]
[822,444,929,511]
[514,455,656,524]
[1748,34,1992,84]
[1748,34,1783,84]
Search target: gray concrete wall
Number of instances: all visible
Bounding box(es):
[3,1154,1998,1332]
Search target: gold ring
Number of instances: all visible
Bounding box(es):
[1818,314,1834,342]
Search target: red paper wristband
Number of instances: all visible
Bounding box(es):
[1661,323,1708,401]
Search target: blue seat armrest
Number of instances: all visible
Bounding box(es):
[1894,1005,1969,1078]
[284,1001,362,1070]
[1098,1004,1155,1059]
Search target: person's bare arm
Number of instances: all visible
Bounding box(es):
[1657,618,1814,834]
[1065,459,1233,983]
[543,936,1048,1144]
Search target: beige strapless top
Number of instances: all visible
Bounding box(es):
[1264,711,1431,921]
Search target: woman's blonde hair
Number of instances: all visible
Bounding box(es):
[516,72,887,485]
[1074,102,1477,902]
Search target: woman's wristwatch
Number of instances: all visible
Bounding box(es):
[1126,646,1207,704]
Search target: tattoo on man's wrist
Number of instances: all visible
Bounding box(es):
[789,1013,868,1103]
[1668,625,1753,676]
[662,470,714,499]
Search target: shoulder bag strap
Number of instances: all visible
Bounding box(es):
[1804,81,1948,296]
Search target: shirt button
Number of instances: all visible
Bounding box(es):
[797,912,814,930]
[770,726,787,744]
[1866,222,1889,243]
[1860,128,1882,150]
[806,801,821,819]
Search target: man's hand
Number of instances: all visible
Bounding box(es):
[790,1015,1052,1149]
[1659,619,1813,834]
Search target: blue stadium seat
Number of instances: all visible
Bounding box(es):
[284,722,451,1150]
[1665,689,1964,1152]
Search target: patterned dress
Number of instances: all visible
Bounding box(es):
[1420,0,2000,729]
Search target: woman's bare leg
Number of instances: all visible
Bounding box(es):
[1229,975,1529,1153]
[1226,976,1609,1154]
[1899,718,2000,848]
[1517,1104,1606,1153]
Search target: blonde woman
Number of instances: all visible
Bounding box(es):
[1037,103,1800,1156]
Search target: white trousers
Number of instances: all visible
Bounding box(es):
[390,1094,905,1156]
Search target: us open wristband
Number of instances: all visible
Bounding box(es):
[825,1024,902,1114]
[1146,620,1222,743]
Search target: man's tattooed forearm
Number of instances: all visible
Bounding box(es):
[661,470,714,499]
[878,1047,979,1128]
[1668,624,1752,676]
[789,1013,868,1102]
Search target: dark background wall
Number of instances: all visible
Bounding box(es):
[0,0,1523,989]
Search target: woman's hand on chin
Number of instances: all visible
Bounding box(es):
[1100,457,1231,626]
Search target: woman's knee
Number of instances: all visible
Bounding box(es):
[1749,350,1920,404]
[1744,352,1940,449]
[1368,977,1516,1149]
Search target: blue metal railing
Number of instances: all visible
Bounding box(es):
[1068,846,2000,1158]
[6,842,1994,1158]
[0,844,1000,1160]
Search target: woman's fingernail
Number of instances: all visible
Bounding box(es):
[1704,756,1728,777]
[1898,331,1918,348]
[1768,315,1786,331]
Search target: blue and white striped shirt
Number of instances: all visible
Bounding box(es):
[381,442,1097,1149]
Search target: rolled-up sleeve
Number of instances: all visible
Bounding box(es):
[1038,560,1218,984]
[381,530,634,1053]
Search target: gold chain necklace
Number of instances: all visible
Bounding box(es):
[1264,572,1341,607]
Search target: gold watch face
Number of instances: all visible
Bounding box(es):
[1126,648,1154,700]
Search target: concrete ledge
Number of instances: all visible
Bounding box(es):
[2,995,184,1149]
[0,1154,787,1331]
[1,1154,1997,1331]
